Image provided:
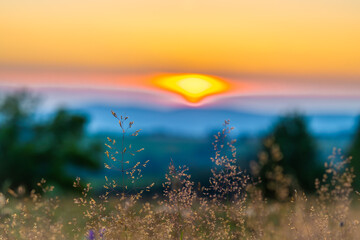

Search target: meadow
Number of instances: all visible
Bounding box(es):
[1,0,360,238]
[0,112,359,240]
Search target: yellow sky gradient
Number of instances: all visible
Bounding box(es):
[1,0,360,79]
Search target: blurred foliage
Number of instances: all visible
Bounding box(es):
[259,113,323,194]
[0,91,102,192]
[252,138,292,201]
[349,117,360,189]
[0,92,353,198]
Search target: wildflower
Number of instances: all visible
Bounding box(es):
[99,228,106,239]
[87,229,95,240]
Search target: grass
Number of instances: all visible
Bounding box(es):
[0,113,359,239]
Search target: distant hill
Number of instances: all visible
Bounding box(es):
[62,104,359,190]
[69,104,359,137]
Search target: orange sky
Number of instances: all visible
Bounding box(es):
[1,0,360,79]
[0,71,359,107]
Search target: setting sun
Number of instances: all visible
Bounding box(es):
[153,74,229,103]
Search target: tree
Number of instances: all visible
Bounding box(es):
[260,113,321,192]
[252,137,292,201]
[0,91,102,192]
[349,117,360,189]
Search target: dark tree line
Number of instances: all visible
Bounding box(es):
[1,91,360,195]
[0,92,102,192]
[349,116,360,189]
[258,113,360,198]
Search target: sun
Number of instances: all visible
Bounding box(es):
[153,74,229,103]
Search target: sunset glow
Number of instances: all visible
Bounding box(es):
[1,1,360,78]
[153,74,229,103]
[0,0,359,110]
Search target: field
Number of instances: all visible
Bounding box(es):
[0,116,359,240]
[1,0,360,239]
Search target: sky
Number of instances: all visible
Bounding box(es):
[0,0,360,114]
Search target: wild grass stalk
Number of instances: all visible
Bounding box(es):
[0,114,358,239]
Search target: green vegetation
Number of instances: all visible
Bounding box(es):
[349,117,360,189]
[256,114,323,199]
[0,93,360,239]
[0,113,358,239]
[0,92,102,191]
